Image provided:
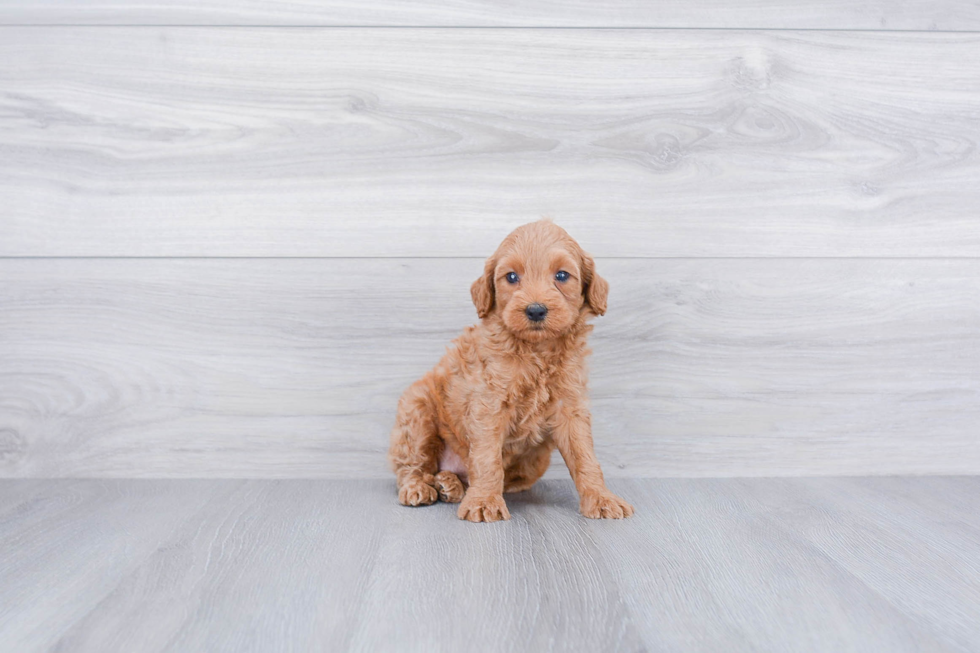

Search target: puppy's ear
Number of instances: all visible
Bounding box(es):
[581,253,608,316]
[470,256,496,319]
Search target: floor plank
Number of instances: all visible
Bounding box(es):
[1,1,978,29]
[39,482,391,652]
[3,28,980,256]
[585,479,958,652]
[0,480,248,650]
[1,478,977,652]
[2,258,978,478]
[347,484,645,651]
[742,477,980,652]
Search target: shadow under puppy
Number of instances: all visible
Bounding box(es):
[389,220,634,522]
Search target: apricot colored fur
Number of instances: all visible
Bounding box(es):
[389,220,634,522]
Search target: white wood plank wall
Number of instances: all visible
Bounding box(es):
[2,1,979,29]
[0,2,977,478]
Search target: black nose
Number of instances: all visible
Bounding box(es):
[525,303,548,322]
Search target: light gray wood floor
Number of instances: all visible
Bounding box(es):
[2,477,978,652]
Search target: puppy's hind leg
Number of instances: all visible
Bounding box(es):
[504,443,554,493]
[389,378,441,507]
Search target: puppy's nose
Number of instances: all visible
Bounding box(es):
[525,303,548,323]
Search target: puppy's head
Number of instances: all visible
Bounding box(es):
[471,220,608,342]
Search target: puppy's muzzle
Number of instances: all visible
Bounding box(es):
[525,303,548,323]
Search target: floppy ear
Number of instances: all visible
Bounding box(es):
[581,253,608,316]
[470,256,496,319]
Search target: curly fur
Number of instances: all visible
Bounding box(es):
[389,220,634,522]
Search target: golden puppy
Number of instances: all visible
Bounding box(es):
[388,220,634,522]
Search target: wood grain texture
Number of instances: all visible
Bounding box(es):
[1,0,979,29]
[2,258,978,478]
[590,477,980,652]
[3,28,980,257]
[733,477,980,652]
[1,478,978,652]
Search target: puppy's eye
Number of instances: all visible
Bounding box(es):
[555,270,570,283]
[505,272,519,284]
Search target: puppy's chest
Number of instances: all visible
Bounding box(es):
[501,372,561,448]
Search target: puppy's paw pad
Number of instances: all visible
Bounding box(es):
[580,491,634,519]
[434,471,465,503]
[398,479,438,507]
[457,494,511,522]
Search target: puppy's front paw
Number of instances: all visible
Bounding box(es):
[457,493,511,522]
[580,490,634,519]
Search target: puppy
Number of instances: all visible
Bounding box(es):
[389,220,634,522]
